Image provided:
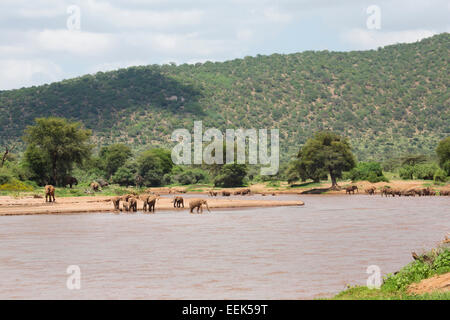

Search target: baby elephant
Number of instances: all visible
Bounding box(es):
[91,182,100,192]
[125,197,137,212]
[173,196,184,208]
[189,199,210,214]
[44,185,56,202]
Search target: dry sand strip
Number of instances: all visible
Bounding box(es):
[0,196,304,216]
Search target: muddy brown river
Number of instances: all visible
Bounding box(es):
[0,195,448,299]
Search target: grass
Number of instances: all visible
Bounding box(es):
[328,247,450,300]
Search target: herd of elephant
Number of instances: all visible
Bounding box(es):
[110,194,210,214]
[43,184,210,214]
[346,185,450,196]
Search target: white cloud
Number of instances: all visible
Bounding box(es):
[0,59,62,90]
[263,7,293,23]
[36,29,114,56]
[341,28,438,50]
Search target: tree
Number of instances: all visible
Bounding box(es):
[297,131,356,188]
[436,137,450,175]
[23,117,92,186]
[346,162,388,183]
[99,144,132,178]
[112,162,137,186]
[214,163,247,187]
[137,148,173,186]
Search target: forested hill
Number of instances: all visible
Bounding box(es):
[0,33,448,161]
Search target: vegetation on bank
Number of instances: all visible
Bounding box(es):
[331,245,450,300]
[0,117,448,194]
[0,34,449,161]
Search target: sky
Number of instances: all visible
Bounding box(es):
[0,0,449,90]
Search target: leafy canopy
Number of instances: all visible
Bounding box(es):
[23,117,92,185]
[297,131,356,187]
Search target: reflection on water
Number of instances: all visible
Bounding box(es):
[0,195,449,299]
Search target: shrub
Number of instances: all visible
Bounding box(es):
[434,168,448,183]
[399,165,415,180]
[214,164,248,187]
[345,162,388,183]
[382,248,450,292]
[170,167,209,185]
[0,168,13,185]
[0,179,34,192]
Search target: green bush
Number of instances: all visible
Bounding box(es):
[0,179,34,192]
[382,248,450,292]
[170,167,209,185]
[0,168,13,185]
[414,163,439,180]
[399,165,415,180]
[434,168,448,183]
[345,162,388,183]
[214,164,248,187]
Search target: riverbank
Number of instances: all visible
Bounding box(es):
[0,195,304,216]
[330,237,450,300]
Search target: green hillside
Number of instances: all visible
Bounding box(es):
[0,33,448,161]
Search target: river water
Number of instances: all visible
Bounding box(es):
[0,195,449,299]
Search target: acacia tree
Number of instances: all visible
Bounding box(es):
[23,117,92,186]
[297,131,356,189]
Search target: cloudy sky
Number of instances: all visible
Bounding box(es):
[1,0,449,90]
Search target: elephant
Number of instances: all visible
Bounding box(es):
[173,196,184,208]
[135,175,144,188]
[122,201,130,212]
[142,194,159,213]
[97,179,109,188]
[127,197,138,212]
[221,191,231,196]
[111,196,121,211]
[44,185,56,202]
[189,199,210,214]
[440,190,450,196]
[208,191,218,197]
[63,176,78,188]
[345,185,358,194]
[365,186,376,195]
[233,190,242,195]
[241,188,251,195]
[91,182,100,192]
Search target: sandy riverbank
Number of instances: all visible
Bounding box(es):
[0,195,304,216]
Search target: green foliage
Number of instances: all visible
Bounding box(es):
[112,163,136,186]
[214,164,248,187]
[0,34,449,162]
[0,167,13,185]
[99,144,132,178]
[0,179,34,192]
[434,168,448,183]
[345,162,388,183]
[436,136,450,175]
[399,163,440,180]
[297,131,356,186]
[170,166,209,185]
[137,148,173,187]
[383,248,450,292]
[23,117,92,186]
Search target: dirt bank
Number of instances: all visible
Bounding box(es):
[407,272,450,295]
[0,196,304,216]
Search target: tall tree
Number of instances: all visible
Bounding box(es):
[99,144,132,178]
[297,131,356,189]
[23,117,92,186]
[436,136,450,175]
